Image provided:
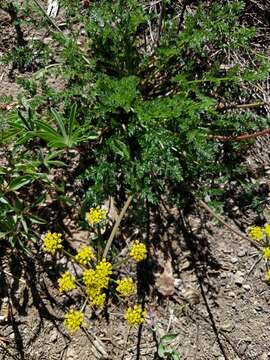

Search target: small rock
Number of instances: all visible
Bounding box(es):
[228,291,236,298]
[243,284,251,291]
[49,329,58,342]
[174,278,184,290]
[259,353,268,360]
[220,320,235,332]
[238,249,246,257]
[243,336,252,343]
[66,347,77,360]
[212,343,220,356]
[234,271,245,286]
[238,341,248,355]
[230,257,238,264]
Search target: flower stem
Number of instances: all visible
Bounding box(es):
[103,195,133,259]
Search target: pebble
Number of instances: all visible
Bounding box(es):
[228,291,236,298]
[174,278,184,290]
[243,284,251,291]
[234,271,245,286]
[243,336,252,343]
[66,347,77,360]
[220,320,235,332]
[230,256,238,264]
[49,329,58,342]
[212,343,220,356]
[238,341,248,354]
[238,249,246,257]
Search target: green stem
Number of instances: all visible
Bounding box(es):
[103,195,133,259]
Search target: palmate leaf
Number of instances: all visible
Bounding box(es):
[35,105,99,148]
[2,103,98,148]
[35,121,69,148]
[51,108,68,139]
[1,112,35,145]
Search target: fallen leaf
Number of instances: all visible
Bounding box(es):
[156,259,175,296]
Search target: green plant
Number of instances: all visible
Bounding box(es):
[0,2,269,355]
[2,103,98,148]
[1,0,269,244]
[0,164,47,253]
[42,205,148,332]
[157,334,181,360]
[150,324,182,360]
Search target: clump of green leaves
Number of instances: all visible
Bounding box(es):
[157,333,181,360]
[1,0,270,249]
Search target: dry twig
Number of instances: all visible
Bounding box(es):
[209,128,270,142]
[198,199,260,249]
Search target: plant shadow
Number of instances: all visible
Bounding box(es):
[0,245,71,360]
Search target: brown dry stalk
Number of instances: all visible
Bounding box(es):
[208,128,270,142]
[198,199,260,249]
[209,100,270,142]
[217,101,269,110]
[103,195,133,259]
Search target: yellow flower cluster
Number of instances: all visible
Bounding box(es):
[129,241,147,262]
[83,259,112,308]
[263,247,270,260]
[265,269,270,282]
[83,268,96,287]
[248,224,270,242]
[75,245,95,265]
[265,224,270,238]
[58,272,76,293]
[86,207,107,225]
[95,259,113,285]
[86,288,106,307]
[43,232,63,254]
[116,278,135,297]
[248,226,264,241]
[124,305,146,326]
[64,309,84,333]
[82,260,112,288]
